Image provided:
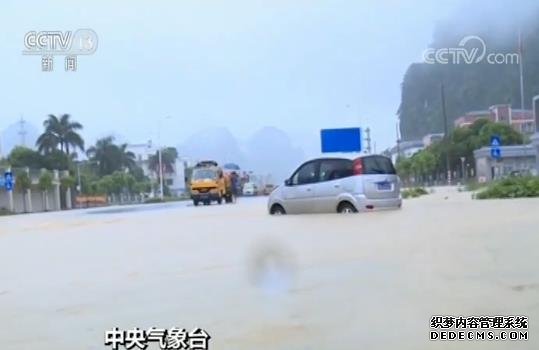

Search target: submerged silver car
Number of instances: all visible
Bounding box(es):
[268,155,402,214]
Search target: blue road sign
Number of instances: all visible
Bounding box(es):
[490,135,502,160]
[4,171,13,191]
[321,127,362,153]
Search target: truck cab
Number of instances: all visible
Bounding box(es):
[190,161,233,205]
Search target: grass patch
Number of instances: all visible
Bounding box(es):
[475,176,539,199]
[144,196,188,204]
[463,181,488,192]
[0,208,13,216]
[402,187,429,199]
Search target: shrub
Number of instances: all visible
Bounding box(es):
[60,175,76,190]
[38,170,54,192]
[15,171,32,192]
[0,208,13,216]
[144,196,187,204]
[402,187,429,199]
[476,176,539,199]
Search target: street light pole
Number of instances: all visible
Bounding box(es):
[158,146,164,200]
[157,116,171,200]
[77,162,82,194]
[441,82,451,185]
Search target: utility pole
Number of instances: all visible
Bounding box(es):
[441,82,451,185]
[158,147,164,199]
[395,122,401,161]
[157,116,171,200]
[518,28,525,110]
[18,116,27,147]
[364,127,371,154]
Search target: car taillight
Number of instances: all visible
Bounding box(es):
[353,158,363,175]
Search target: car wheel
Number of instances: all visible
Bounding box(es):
[338,202,357,214]
[270,204,286,215]
[193,200,199,206]
[217,196,223,204]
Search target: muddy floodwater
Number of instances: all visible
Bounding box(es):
[1,188,538,349]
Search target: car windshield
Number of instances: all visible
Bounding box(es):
[192,169,217,180]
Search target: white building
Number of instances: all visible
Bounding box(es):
[387,140,425,164]
[126,143,187,196]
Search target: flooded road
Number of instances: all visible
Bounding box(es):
[1,189,538,349]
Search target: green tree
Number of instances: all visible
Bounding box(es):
[15,171,32,192]
[409,120,525,181]
[148,147,178,175]
[477,123,524,146]
[409,149,438,184]
[38,170,53,191]
[42,150,71,170]
[60,175,76,192]
[36,114,85,156]
[15,171,32,213]
[395,157,413,184]
[119,143,137,172]
[7,147,44,168]
[38,170,54,211]
[96,175,115,195]
[86,136,137,176]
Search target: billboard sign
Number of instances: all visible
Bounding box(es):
[321,128,362,153]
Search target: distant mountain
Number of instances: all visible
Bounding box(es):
[0,119,39,157]
[177,127,246,165]
[244,126,305,182]
[398,2,539,140]
[177,126,305,183]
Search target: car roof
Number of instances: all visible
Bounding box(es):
[306,154,390,162]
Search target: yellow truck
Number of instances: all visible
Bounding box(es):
[190,161,234,206]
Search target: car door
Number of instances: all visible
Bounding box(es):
[313,159,354,213]
[281,160,320,213]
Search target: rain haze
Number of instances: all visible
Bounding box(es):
[2,1,539,349]
[0,0,464,163]
[2,0,538,175]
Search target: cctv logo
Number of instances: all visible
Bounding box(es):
[23,29,98,56]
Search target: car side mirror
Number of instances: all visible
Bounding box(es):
[284,179,292,186]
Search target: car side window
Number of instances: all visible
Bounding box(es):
[291,161,318,185]
[319,159,353,182]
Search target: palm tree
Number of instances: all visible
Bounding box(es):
[36,114,84,156]
[86,136,138,176]
[119,143,137,171]
[86,136,116,176]
[38,170,54,211]
[36,131,58,154]
[148,147,178,175]
[15,171,32,213]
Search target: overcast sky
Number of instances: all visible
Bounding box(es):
[1,0,461,155]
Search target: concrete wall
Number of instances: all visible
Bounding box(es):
[0,188,58,213]
[0,190,12,211]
